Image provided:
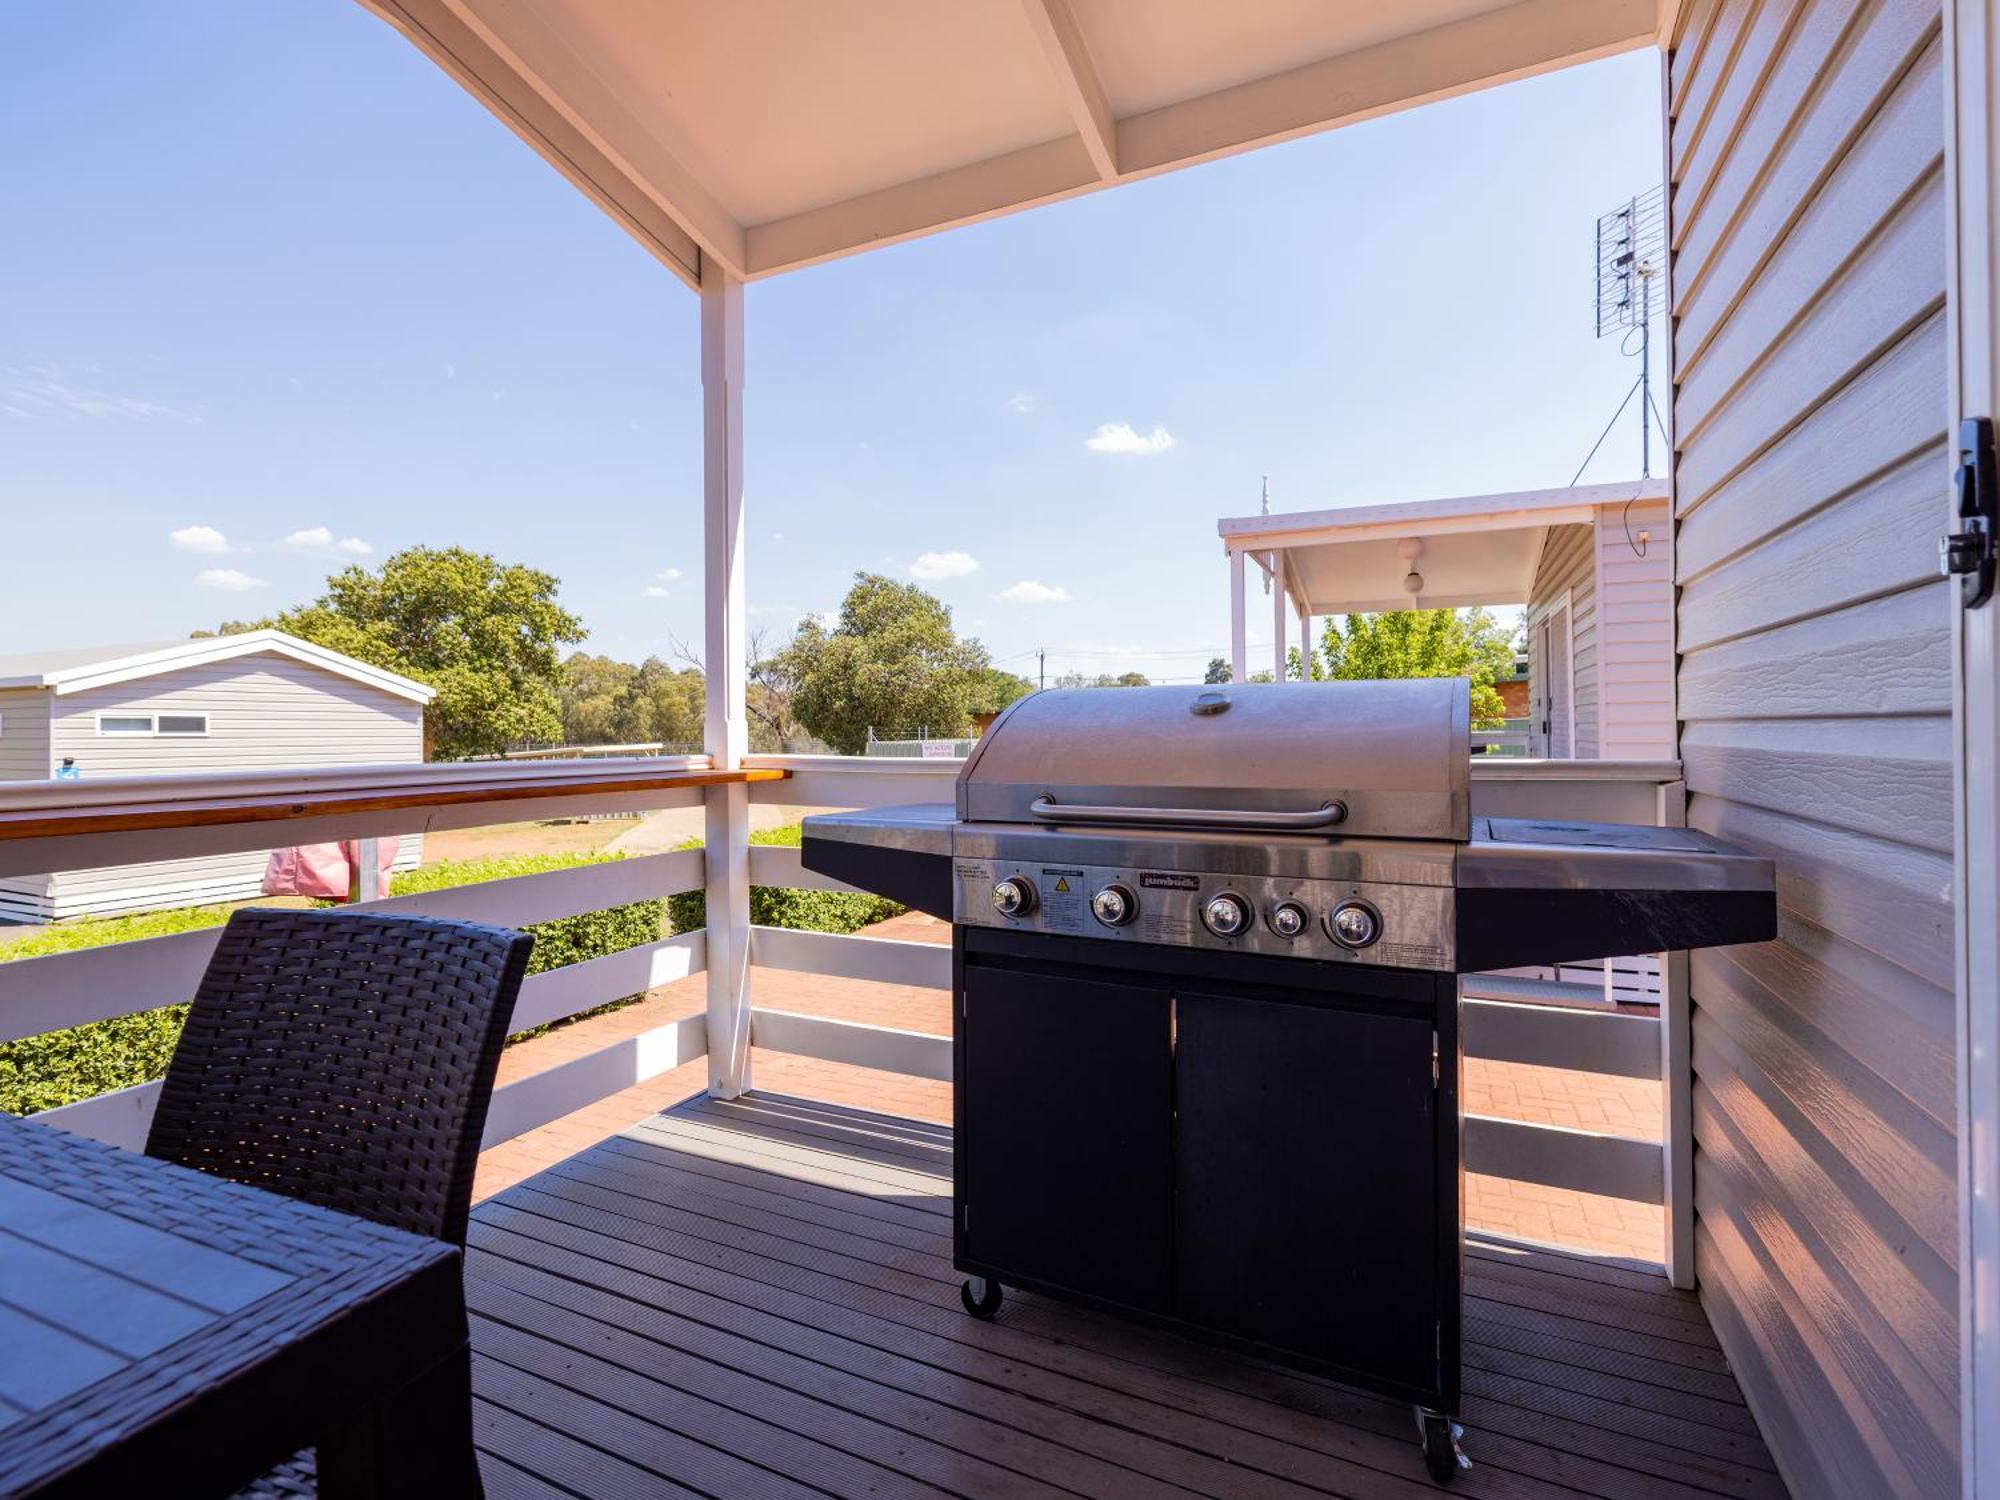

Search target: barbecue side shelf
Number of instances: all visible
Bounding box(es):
[952,926,1462,1415]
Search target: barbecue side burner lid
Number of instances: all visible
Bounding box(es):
[957,679,1471,841]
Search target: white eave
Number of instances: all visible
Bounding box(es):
[0,630,438,704]
[359,0,1658,288]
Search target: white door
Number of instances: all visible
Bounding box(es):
[1948,5,2000,1493]
[1538,603,1573,759]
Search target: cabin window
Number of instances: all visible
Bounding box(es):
[95,713,209,736]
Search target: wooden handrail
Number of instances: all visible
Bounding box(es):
[0,764,786,842]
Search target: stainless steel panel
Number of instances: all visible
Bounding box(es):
[1456,837,1775,893]
[802,803,954,856]
[957,681,1472,841]
[951,824,1457,888]
[951,854,1455,971]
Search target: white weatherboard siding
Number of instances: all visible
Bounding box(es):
[0,689,55,918]
[1528,522,1597,756]
[1668,2,1954,1495]
[0,687,50,782]
[1596,496,1677,760]
[26,657,424,921]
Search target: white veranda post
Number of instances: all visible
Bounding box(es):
[1271,552,1288,682]
[702,261,752,1098]
[1229,548,1247,683]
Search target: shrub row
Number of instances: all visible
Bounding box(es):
[664,822,906,936]
[0,852,665,1117]
[0,829,905,1117]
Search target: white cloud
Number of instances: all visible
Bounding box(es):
[1085,421,1176,456]
[1007,392,1037,414]
[656,567,682,583]
[170,525,234,555]
[335,536,372,555]
[910,550,979,580]
[284,526,333,547]
[998,580,1070,605]
[196,568,265,592]
[643,585,670,599]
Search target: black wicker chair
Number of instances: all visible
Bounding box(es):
[147,906,534,1498]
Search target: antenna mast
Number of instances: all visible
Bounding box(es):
[1590,185,1665,478]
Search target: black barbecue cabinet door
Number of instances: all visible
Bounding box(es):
[1174,988,1439,1393]
[959,966,1175,1313]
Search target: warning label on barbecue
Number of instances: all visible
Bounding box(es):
[1139,872,1200,891]
[1039,868,1089,932]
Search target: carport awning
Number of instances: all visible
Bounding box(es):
[1216,480,1665,614]
[360,0,1656,286]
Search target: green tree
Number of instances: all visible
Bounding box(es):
[1316,607,1519,724]
[970,666,1035,716]
[616,657,705,746]
[271,546,586,759]
[775,573,992,754]
[559,653,637,744]
[1203,657,1232,685]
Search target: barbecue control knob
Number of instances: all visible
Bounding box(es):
[1201,892,1252,938]
[1326,900,1382,949]
[1267,900,1310,939]
[1091,884,1137,927]
[990,877,1037,919]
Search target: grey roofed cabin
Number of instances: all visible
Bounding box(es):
[0,631,433,922]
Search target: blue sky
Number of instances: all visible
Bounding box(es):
[1,4,1663,685]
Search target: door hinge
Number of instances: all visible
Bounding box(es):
[1942,416,1998,609]
[1432,1029,1441,1088]
[960,1203,969,1231]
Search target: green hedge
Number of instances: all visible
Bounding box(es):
[665,823,905,936]
[0,852,665,1117]
[387,854,664,979]
[0,906,234,1117]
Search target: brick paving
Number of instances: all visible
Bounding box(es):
[473,942,1665,1261]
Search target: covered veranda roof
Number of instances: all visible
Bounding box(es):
[360,0,1658,286]
[1218,479,1667,614]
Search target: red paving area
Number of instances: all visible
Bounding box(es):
[474,930,1665,1261]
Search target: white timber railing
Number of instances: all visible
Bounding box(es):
[0,751,1692,1281]
[0,757,754,1153]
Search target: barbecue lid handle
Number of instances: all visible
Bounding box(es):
[1027,796,1348,831]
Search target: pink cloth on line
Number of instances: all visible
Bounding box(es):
[261,841,397,900]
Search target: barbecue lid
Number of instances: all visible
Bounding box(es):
[957,679,1471,841]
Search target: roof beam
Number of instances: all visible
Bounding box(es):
[746,136,1100,278]
[1018,0,1118,180]
[1118,0,1655,177]
[745,0,1654,279]
[363,0,744,280]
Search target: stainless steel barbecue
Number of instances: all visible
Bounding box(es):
[801,680,1774,1483]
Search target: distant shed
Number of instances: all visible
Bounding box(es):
[0,631,433,921]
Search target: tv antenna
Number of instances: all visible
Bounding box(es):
[1574,185,1666,483]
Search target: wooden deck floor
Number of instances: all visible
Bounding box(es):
[464,1092,1785,1499]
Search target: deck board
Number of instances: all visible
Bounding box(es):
[469,1092,1785,1499]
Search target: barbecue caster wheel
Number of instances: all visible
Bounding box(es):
[1414,1407,1469,1483]
[960,1276,1003,1320]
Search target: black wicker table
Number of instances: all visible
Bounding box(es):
[0,1114,476,1499]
